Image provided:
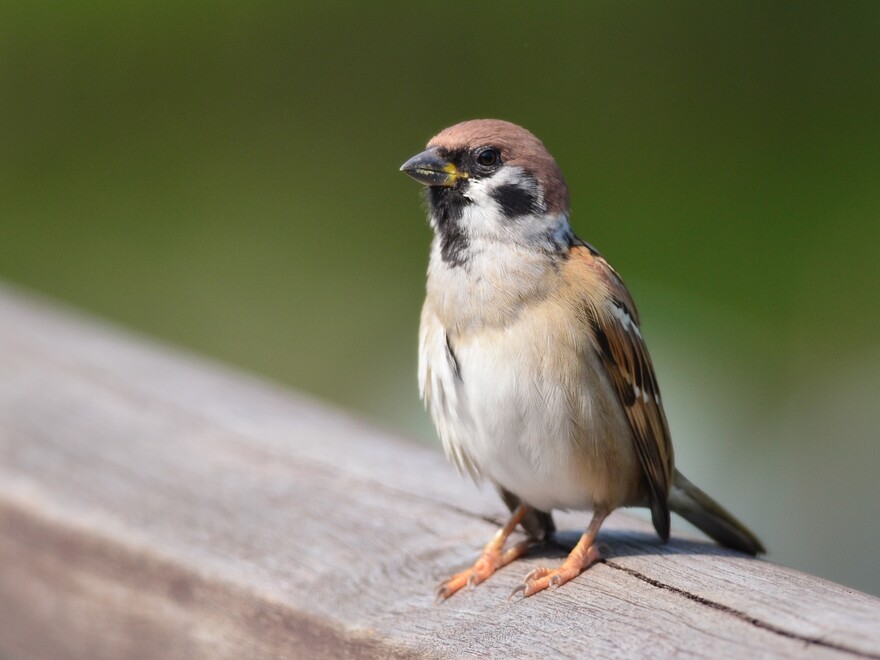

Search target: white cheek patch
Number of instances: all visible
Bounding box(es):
[465,167,542,207]
[434,166,573,262]
[459,178,504,237]
[461,167,546,238]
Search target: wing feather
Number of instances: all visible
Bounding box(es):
[573,240,674,540]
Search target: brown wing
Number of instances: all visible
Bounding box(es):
[573,239,675,540]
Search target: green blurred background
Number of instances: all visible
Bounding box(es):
[2,2,878,595]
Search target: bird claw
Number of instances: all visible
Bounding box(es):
[435,583,452,604]
[524,567,550,582]
[435,559,489,602]
[508,582,528,602]
[511,545,601,598]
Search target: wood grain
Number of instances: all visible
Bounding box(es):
[0,284,878,659]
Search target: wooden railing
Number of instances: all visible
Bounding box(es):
[1,284,878,659]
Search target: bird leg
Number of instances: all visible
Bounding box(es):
[437,504,535,601]
[511,509,608,599]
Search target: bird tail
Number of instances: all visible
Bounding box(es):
[669,470,765,555]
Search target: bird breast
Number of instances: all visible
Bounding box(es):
[419,286,643,513]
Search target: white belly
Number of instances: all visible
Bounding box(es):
[420,309,627,513]
[458,334,593,511]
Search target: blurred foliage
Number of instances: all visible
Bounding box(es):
[1,2,878,594]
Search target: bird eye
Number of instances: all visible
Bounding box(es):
[476,148,500,168]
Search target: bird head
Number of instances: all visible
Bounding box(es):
[401,119,572,267]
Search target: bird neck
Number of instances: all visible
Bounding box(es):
[425,234,566,333]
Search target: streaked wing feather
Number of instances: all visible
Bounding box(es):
[574,240,674,540]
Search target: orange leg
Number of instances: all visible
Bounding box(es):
[437,504,535,601]
[511,509,608,599]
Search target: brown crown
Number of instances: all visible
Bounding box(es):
[427,119,570,215]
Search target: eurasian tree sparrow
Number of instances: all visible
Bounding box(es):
[401,119,764,600]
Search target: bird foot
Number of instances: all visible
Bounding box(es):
[436,551,498,601]
[510,543,601,599]
[437,538,533,602]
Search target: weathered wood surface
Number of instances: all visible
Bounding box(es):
[0,284,878,660]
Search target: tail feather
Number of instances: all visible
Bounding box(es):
[669,470,765,556]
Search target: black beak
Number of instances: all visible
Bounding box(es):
[399,147,466,187]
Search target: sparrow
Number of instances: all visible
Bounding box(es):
[400,119,765,600]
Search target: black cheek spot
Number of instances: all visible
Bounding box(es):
[491,183,539,218]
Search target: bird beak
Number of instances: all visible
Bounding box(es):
[400,147,466,187]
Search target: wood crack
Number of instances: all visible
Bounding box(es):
[603,560,880,660]
[389,485,880,659]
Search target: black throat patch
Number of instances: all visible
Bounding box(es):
[427,186,471,267]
